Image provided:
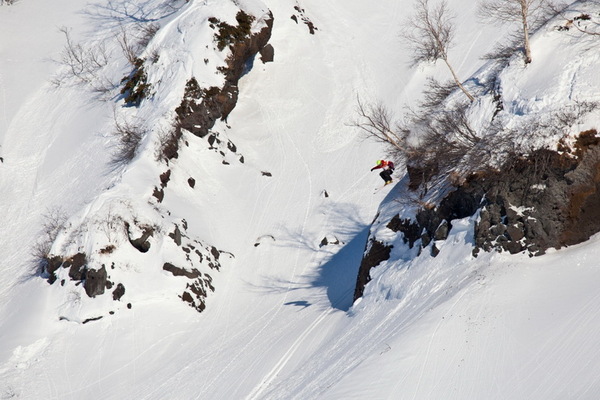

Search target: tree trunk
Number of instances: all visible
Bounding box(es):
[443,58,475,102]
[521,0,532,63]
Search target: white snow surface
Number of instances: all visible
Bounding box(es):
[1,0,600,399]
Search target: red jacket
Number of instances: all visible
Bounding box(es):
[371,160,394,171]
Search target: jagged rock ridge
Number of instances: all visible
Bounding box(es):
[355,129,600,300]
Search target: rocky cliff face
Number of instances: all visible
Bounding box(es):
[355,130,600,300]
[41,8,274,319]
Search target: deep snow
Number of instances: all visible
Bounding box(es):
[1,0,600,399]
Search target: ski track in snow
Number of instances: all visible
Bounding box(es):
[408,286,471,399]
[0,68,7,144]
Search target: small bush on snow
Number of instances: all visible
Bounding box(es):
[120,58,152,107]
[32,207,68,274]
[110,117,146,167]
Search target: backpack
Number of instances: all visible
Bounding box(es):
[387,161,395,171]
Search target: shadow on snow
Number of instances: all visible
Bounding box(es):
[247,202,372,312]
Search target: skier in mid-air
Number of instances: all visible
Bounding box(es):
[370,159,395,185]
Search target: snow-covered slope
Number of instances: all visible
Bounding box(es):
[1,0,600,399]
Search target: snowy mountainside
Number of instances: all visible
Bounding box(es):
[356,0,600,291]
[2,0,600,399]
[35,0,273,319]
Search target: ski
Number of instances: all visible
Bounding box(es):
[373,181,393,193]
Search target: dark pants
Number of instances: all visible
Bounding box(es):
[380,169,393,182]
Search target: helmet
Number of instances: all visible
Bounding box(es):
[376,160,383,165]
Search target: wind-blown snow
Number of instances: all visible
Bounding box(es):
[1,0,600,399]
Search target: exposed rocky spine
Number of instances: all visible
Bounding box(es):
[355,130,600,300]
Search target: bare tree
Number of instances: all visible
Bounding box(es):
[350,97,409,158]
[52,27,117,95]
[478,0,551,64]
[110,114,146,168]
[403,0,474,101]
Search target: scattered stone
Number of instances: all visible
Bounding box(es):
[82,316,103,324]
[159,169,171,188]
[84,265,107,298]
[126,222,153,253]
[163,262,201,279]
[112,283,126,301]
[260,44,274,63]
[152,186,164,203]
[169,225,182,246]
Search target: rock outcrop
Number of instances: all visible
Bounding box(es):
[354,130,600,300]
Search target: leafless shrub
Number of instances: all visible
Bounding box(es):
[155,127,182,162]
[32,207,68,271]
[116,22,160,64]
[414,105,482,177]
[117,28,139,65]
[403,0,474,101]
[350,97,410,161]
[419,77,458,113]
[0,0,18,5]
[110,117,146,167]
[52,27,117,94]
[96,206,125,243]
[137,22,160,49]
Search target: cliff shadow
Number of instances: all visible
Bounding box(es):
[310,224,370,311]
[271,202,371,312]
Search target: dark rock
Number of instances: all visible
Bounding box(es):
[152,186,164,203]
[356,131,600,299]
[82,316,103,324]
[504,241,523,254]
[353,240,392,301]
[169,225,182,246]
[489,223,507,238]
[188,177,196,188]
[260,44,274,63]
[174,13,273,139]
[421,232,431,248]
[319,236,340,247]
[210,246,220,260]
[68,253,87,281]
[181,291,194,305]
[387,215,421,248]
[84,265,107,298]
[227,140,237,153]
[506,223,525,241]
[160,170,171,188]
[45,256,64,284]
[112,283,125,301]
[126,222,153,253]
[434,220,450,241]
[162,262,200,279]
